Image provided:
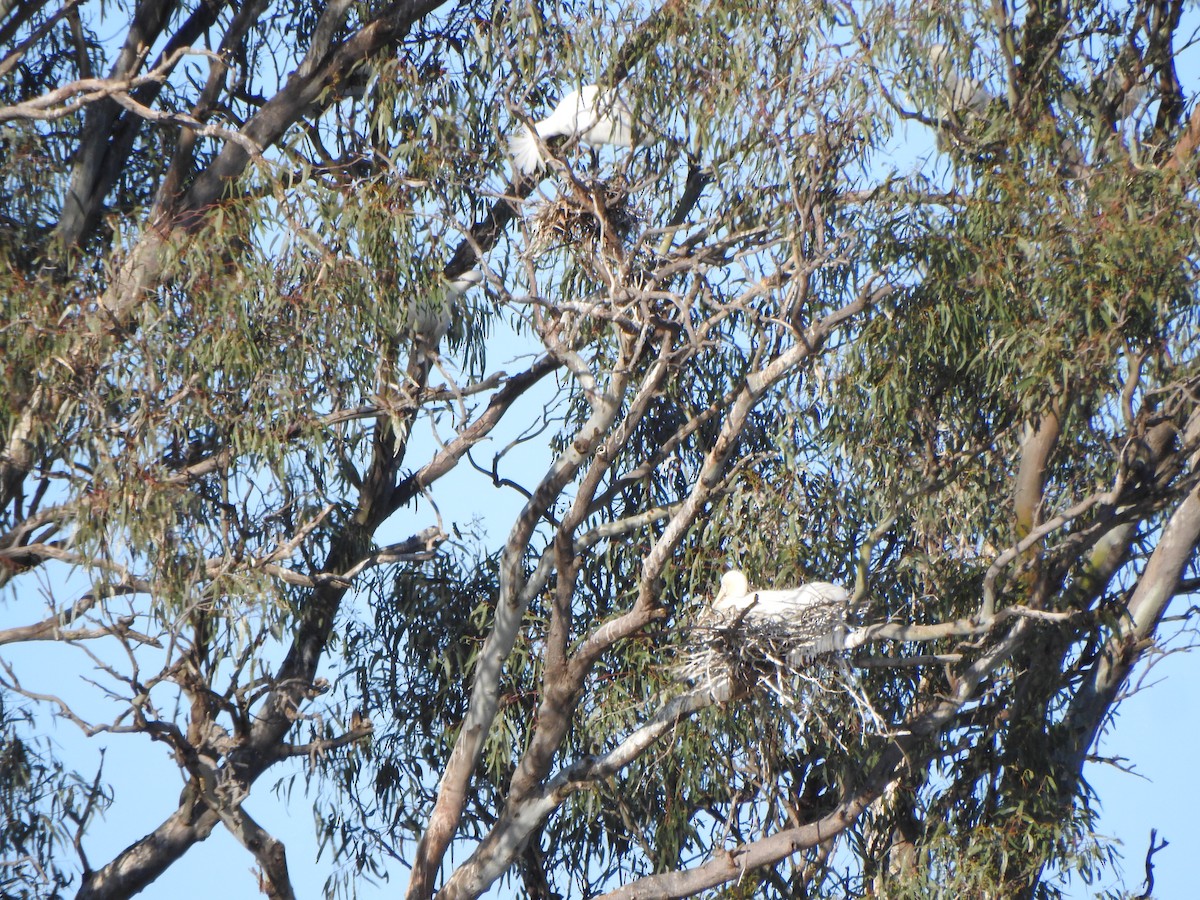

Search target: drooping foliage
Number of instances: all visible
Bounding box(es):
[1,2,1198,899]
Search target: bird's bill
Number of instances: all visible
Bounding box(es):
[712,584,728,608]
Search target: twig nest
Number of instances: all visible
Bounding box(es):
[678,609,849,705]
[526,176,641,266]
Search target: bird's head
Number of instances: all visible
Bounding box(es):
[713,569,750,610]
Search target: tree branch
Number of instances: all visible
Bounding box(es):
[407,340,635,899]
[220,805,296,900]
[601,617,1037,899]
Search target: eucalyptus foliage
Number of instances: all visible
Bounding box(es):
[1,1,1198,899]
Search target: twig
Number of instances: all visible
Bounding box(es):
[1137,828,1169,899]
[271,721,375,763]
[1,46,204,120]
[260,525,446,588]
[981,487,1119,620]
[0,589,158,646]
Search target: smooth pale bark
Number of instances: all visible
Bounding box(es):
[428,288,882,900]
[406,359,634,899]
[1057,484,1200,783]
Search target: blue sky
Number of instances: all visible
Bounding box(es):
[1070,630,1200,899]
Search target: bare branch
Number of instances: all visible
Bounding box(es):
[0,46,222,124]
[1137,828,1169,900]
[271,721,374,762]
[260,526,446,588]
[0,585,158,646]
[219,806,296,900]
[409,338,636,898]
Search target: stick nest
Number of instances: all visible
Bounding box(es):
[677,610,850,708]
[527,175,641,262]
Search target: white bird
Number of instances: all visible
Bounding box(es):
[509,84,646,175]
[712,570,851,622]
[1101,62,1151,123]
[711,569,852,662]
[446,268,484,296]
[412,269,482,350]
[927,44,994,119]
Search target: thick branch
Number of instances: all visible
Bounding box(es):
[1056,483,1200,783]
[219,805,296,900]
[407,346,633,899]
[509,344,674,803]
[74,801,221,900]
[599,618,1037,899]
[437,687,720,900]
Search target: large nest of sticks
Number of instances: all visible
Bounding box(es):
[677,610,851,708]
[527,175,641,262]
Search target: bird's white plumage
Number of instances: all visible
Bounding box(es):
[446,269,484,296]
[413,269,482,349]
[679,570,855,690]
[1102,64,1151,122]
[712,570,851,623]
[509,85,644,175]
[927,44,994,118]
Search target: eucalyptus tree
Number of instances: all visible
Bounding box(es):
[1,1,1198,899]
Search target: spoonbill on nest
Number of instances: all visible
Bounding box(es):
[712,570,851,622]
[711,569,852,661]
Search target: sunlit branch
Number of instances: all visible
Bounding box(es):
[0,613,160,648]
[0,45,228,126]
[409,335,635,898]
[259,526,446,588]
[842,604,1081,651]
[981,481,1121,620]
[220,805,295,900]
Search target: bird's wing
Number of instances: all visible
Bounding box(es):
[510,86,646,173]
[949,74,993,113]
[510,89,583,175]
[799,582,852,606]
[510,91,592,174]
[740,584,849,620]
[928,45,994,117]
[446,269,482,295]
[538,89,591,139]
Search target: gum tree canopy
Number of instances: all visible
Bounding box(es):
[2,1,1199,898]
